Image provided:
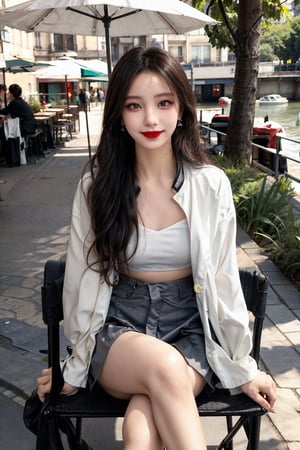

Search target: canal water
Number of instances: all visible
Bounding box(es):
[255,101,300,165]
[199,101,300,139]
[198,100,300,190]
[255,101,300,140]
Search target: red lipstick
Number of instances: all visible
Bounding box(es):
[141,131,162,139]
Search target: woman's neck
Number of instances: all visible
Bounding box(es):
[135,148,176,186]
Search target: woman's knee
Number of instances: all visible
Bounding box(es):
[147,347,192,396]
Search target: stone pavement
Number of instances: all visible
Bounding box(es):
[0,105,299,449]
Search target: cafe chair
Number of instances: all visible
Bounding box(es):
[53,117,72,144]
[38,259,268,450]
[24,129,45,161]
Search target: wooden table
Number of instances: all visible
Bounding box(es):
[46,108,65,118]
[34,112,56,119]
[34,113,57,149]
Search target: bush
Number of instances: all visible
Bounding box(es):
[213,156,300,290]
[236,175,293,236]
[260,210,300,285]
[29,99,42,113]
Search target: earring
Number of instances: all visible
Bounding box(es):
[120,122,125,132]
[177,119,183,127]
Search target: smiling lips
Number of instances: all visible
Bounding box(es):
[141,131,162,139]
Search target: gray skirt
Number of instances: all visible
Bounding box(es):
[89,274,216,389]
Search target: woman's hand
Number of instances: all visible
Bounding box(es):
[240,370,277,412]
[37,367,78,402]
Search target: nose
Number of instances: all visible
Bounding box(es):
[143,106,158,127]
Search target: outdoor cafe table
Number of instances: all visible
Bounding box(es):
[46,108,65,118]
[34,112,56,149]
[34,112,56,119]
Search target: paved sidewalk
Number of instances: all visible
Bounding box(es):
[0,105,299,449]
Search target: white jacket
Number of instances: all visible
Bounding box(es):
[62,163,258,389]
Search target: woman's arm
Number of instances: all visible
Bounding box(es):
[208,173,257,382]
[61,175,113,388]
[211,172,277,408]
[37,174,110,398]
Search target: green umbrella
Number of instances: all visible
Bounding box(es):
[1,58,50,105]
[80,68,108,81]
[5,58,50,73]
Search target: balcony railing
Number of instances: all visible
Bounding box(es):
[48,44,78,53]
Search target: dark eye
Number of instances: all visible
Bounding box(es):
[125,103,141,111]
[159,100,173,107]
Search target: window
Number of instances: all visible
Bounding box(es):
[35,32,42,49]
[112,44,118,61]
[191,45,211,64]
[53,34,75,52]
[66,35,75,51]
[54,34,63,51]
[169,46,183,59]
[227,51,236,62]
[1,27,10,43]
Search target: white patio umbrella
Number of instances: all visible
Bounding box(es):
[0,0,216,157]
[35,56,108,81]
[0,0,217,75]
[35,56,108,157]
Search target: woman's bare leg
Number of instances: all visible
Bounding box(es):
[123,394,163,450]
[98,331,207,450]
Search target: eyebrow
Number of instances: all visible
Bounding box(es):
[125,92,175,100]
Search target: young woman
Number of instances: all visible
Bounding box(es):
[38,47,276,450]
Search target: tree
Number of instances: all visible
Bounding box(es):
[192,0,287,164]
[260,42,276,62]
[286,15,300,63]
[260,22,291,63]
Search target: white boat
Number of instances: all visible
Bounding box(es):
[259,94,288,105]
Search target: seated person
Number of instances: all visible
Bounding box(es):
[0,84,41,165]
[0,83,36,137]
[37,47,277,450]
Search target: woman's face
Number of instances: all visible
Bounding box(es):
[122,71,180,154]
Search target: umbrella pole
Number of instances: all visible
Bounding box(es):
[84,107,92,160]
[2,68,7,106]
[65,74,70,111]
[103,5,112,76]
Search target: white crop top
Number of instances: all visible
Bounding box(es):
[125,219,191,272]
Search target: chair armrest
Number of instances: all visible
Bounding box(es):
[42,260,66,397]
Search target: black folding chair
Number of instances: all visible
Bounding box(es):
[40,260,268,450]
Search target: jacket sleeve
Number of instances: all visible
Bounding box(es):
[0,104,12,116]
[207,172,258,388]
[61,175,112,388]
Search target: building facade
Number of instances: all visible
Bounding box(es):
[1,1,299,103]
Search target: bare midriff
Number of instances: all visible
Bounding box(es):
[120,266,193,282]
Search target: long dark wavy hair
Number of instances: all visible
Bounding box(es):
[85,46,210,284]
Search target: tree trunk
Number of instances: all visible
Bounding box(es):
[224,0,262,164]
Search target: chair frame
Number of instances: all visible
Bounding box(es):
[41,260,268,450]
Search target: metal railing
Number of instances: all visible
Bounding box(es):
[199,123,300,184]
